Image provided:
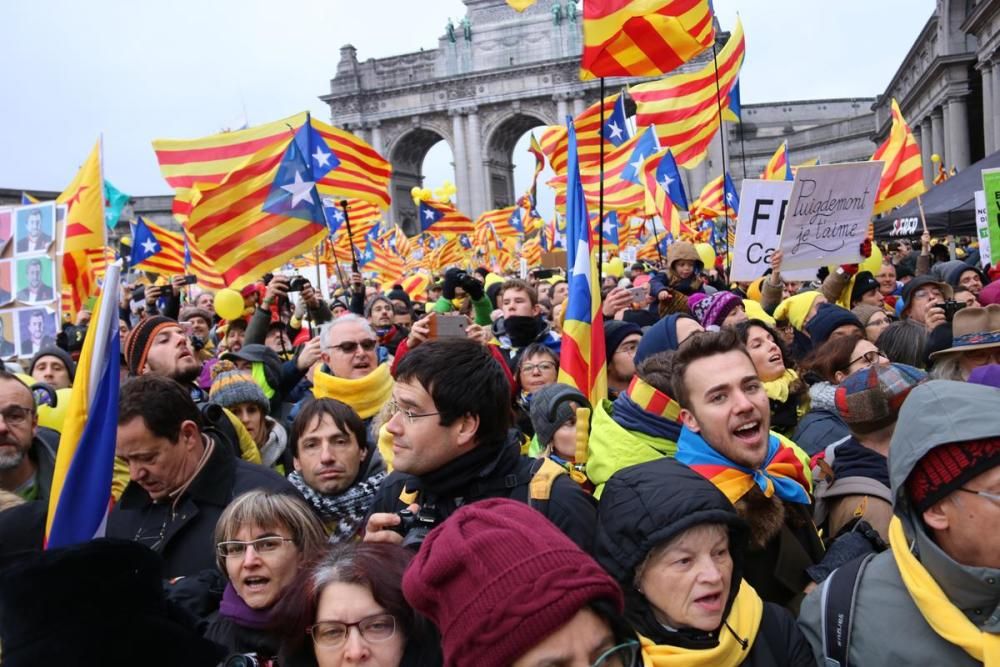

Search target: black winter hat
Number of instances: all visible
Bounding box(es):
[29,346,76,383]
[386,287,412,308]
[805,303,863,345]
[850,271,880,306]
[529,383,590,448]
[0,539,224,666]
[604,320,642,360]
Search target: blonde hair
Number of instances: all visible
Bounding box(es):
[214,489,327,573]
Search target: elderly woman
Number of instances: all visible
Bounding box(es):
[208,490,327,660]
[278,542,441,667]
[851,304,892,343]
[595,457,814,666]
[929,304,1000,380]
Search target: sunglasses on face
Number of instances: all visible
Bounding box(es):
[330,339,377,354]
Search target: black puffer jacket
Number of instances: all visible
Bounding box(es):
[595,457,814,666]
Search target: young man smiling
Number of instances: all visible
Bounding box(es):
[670,329,824,611]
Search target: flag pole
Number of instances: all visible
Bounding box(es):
[339,200,360,273]
[916,195,929,235]
[328,237,350,289]
[710,42,732,272]
[651,218,664,265]
[598,77,606,287]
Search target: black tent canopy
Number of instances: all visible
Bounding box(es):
[873,149,1000,240]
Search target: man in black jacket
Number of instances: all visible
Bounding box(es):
[364,339,596,552]
[0,370,59,503]
[107,375,295,579]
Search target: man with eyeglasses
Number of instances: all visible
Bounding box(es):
[0,370,58,503]
[108,375,294,578]
[364,339,596,552]
[799,380,1000,665]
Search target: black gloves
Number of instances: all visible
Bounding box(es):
[442,268,464,300]
[460,272,484,300]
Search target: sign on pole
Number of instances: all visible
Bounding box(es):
[777,163,883,272]
[731,179,805,281]
[981,169,1000,267]
[974,190,992,269]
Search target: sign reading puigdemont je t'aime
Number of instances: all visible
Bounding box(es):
[777,162,883,272]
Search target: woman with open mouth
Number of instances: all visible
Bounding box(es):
[595,457,814,666]
[735,320,808,438]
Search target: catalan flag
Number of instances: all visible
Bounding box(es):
[690,173,738,221]
[538,95,620,176]
[45,263,121,548]
[642,149,681,235]
[871,99,926,215]
[153,112,390,220]
[558,119,607,406]
[581,0,715,79]
[580,126,659,212]
[57,140,107,315]
[418,199,474,235]
[522,235,543,267]
[366,241,405,286]
[430,235,468,270]
[601,92,631,147]
[528,133,546,198]
[130,217,226,290]
[630,18,745,169]
[331,200,383,254]
[762,141,793,181]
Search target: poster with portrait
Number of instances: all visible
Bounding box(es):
[16,307,57,358]
[0,208,12,253]
[15,255,56,304]
[0,312,14,358]
[14,202,55,255]
[0,260,12,305]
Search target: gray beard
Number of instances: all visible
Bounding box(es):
[0,448,26,471]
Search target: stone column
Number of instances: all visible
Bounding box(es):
[466,108,486,217]
[572,95,585,117]
[450,110,471,214]
[555,95,569,124]
[947,96,971,170]
[992,58,1000,156]
[942,103,953,170]
[920,117,934,186]
[931,108,945,167]
[981,62,994,154]
[368,123,384,156]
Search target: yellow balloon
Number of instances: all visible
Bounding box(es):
[858,243,883,275]
[214,288,245,321]
[931,153,941,163]
[38,387,72,432]
[603,257,624,278]
[694,243,716,269]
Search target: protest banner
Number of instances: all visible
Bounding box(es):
[731,179,809,282]
[981,169,1000,267]
[974,190,992,269]
[777,163,882,272]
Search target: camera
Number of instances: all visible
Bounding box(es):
[391,505,438,549]
[288,276,310,292]
[940,300,966,322]
[223,653,274,667]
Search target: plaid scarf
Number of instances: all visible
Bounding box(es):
[676,427,811,505]
[288,468,387,543]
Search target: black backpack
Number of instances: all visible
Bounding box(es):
[819,552,876,667]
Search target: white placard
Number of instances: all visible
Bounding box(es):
[778,162,883,272]
[975,189,992,269]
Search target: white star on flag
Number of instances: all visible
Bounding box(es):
[659,174,674,190]
[423,207,436,221]
[281,171,316,208]
[726,193,734,203]
[312,146,331,168]
[629,152,646,175]
[606,121,623,141]
[333,209,345,222]
[141,238,158,254]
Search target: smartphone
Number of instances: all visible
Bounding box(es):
[182,275,198,285]
[533,268,555,280]
[628,287,648,303]
[427,313,468,339]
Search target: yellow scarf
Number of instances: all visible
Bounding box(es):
[889,517,1000,666]
[640,580,764,667]
[311,363,393,419]
[762,368,798,403]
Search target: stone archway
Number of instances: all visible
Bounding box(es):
[484,111,551,209]
[388,127,450,236]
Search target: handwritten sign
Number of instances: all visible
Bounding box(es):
[974,190,992,269]
[777,163,882,272]
[981,169,1000,267]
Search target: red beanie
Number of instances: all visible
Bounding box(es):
[402,498,623,667]
[907,438,1000,511]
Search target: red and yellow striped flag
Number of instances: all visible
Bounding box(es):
[630,18,745,169]
[581,0,715,79]
[332,200,383,254]
[429,236,468,271]
[762,141,792,181]
[536,95,619,176]
[641,149,682,237]
[366,241,405,286]
[689,175,735,222]
[522,235,542,267]
[476,205,521,239]
[153,112,391,220]
[871,99,926,215]
[578,128,651,212]
[57,140,106,315]
[131,218,226,291]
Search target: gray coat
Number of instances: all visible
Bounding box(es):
[798,381,1000,665]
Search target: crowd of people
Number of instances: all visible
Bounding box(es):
[0,231,998,666]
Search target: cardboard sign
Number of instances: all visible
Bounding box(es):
[975,190,992,269]
[981,169,1000,267]
[540,250,566,269]
[732,180,786,281]
[777,163,883,272]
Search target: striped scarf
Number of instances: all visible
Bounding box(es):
[676,427,812,505]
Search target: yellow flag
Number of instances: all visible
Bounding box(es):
[57,140,106,313]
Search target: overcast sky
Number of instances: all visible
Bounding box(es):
[2,0,934,203]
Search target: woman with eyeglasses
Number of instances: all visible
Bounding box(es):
[513,343,560,438]
[277,542,442,667]
[404,498,640,667]
[208,490,327,662]
[851,303,893,343]
[595,457,814,666]
[793,335,889,456]
[734,320,808,437]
